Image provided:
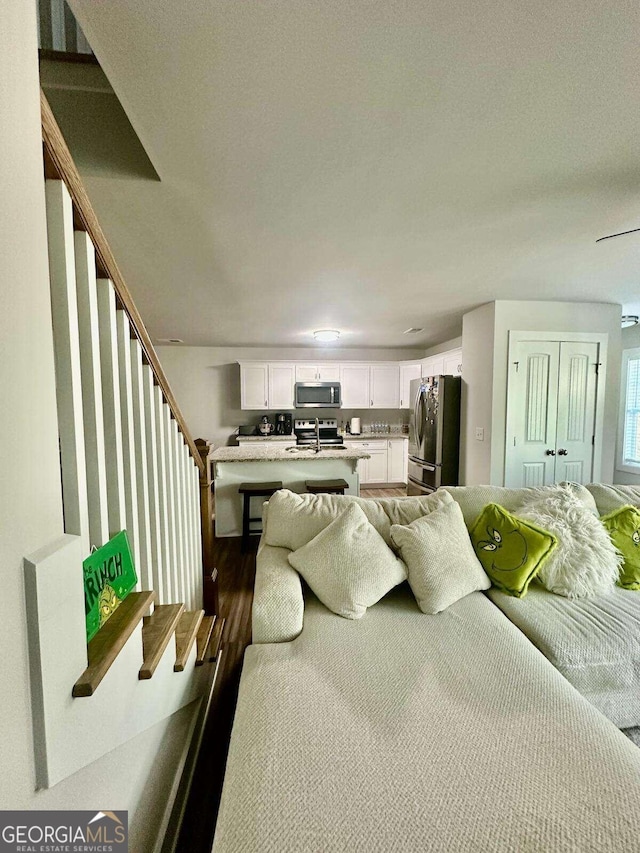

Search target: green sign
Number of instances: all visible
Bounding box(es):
[83,531,138,642]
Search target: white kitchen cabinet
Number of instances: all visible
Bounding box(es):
[268,363,296,409]
[360,440,388,483]
[295,363,341,382]
[421,356,444,378]
[387,438,408,483]
[340,364,371,408]
[443,348,463,376]
[399,363,421,409]
[370,364,400,408]
[295,364,319,382]
[240,363,269,409]
[317,364,341,381]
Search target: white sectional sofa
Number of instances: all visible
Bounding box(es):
[213,487,640,853]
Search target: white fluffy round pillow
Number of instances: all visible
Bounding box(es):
[517,486,622,598]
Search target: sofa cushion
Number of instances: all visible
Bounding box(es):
[288,503,407,619]
[517,486,621,598]
[252,541,304,644]
[487,585,640,728]
[602,505,640,590]
[390,501,490,614]
[265,488,452,552]
[469,504,557,597]
[587,483,640,516]
[442,483,598,527]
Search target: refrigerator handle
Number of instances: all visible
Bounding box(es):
[413,387,422,449]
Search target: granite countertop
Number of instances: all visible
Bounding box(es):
[344,433,409,440]
[236,433,408,443]
[236,435,295,442]
[212,445,371,463]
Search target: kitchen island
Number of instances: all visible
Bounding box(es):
[211,444,371,537]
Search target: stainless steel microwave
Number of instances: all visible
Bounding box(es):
[294,382,342,408]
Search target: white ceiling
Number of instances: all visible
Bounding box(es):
[68,0,640,348]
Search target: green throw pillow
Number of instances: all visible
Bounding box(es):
[601,505,640,590]
[469,503,557,598]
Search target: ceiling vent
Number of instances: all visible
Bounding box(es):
[157,338,184,344]
[403,327,424,334]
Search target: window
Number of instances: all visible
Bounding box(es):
[619,347,640,471]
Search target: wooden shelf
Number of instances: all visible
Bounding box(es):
[174,610,204,672]
[139,604,184,680]
[195,615,216,666]
[207,617,225,663]
[73,591,155,697]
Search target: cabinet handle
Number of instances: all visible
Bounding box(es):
[371,399,373,406]
[557,448,568,456]
[265,399,268,407]
[545,449,556,456]
[400,399,403,407]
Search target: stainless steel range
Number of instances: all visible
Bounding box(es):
[294,418,344,447]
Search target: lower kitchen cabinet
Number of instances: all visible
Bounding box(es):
[345,438,408,486]
[387,437,408,483]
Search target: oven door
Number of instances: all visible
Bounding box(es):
[407,457,439,495]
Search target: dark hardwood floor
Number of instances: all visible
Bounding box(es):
[175,487,406,852]
[175,534,257,853]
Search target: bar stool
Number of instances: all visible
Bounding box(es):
[238,481,282,552]
[305,479,349,495]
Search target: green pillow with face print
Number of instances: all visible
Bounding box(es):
[601,505,640,590]
[469,503,557,598]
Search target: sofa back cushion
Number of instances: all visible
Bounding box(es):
[264,488,452,552]
[442,483,598,526]
[587,484,640,516]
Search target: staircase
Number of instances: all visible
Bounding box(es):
[24,92,221,791]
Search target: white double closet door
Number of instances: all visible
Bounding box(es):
[505,339,600,487]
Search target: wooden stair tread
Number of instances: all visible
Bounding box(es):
[207,616,225,662]
[139,603,184,680]
[73,591,155,697]
[195,615,216,666]
[174,609,204,672]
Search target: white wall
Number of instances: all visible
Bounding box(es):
[0,6,197,847]
[461,304,496,484]
[462,300,621,485]
[614,324,640,485]
[423,335,462,357]
[157,345,424,448]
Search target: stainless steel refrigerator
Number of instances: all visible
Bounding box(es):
[407,375,461,495]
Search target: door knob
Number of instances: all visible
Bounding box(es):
[545,449,556,456]
[557,448,568,456]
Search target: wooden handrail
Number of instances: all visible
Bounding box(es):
[40,89,204,475]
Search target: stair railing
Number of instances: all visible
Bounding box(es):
[41,89,216,615]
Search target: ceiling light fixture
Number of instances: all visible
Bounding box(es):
[313,329,340,342]
[403,327,424,334]
[621,315,639,329]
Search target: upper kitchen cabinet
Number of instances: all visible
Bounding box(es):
[443,348,463,376]
[239,361,294,409]
[240,363,269,409]
[370,364,400,408]
[268,363,296,409]
[399,363,421,408]
[340,364,371,408]
[421,355,444,378]
[295,363,341,382]
[421,348,463,378]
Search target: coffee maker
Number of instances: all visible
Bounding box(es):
[275,413,293,435]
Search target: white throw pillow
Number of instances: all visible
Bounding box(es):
[390,501,491,614]
[517,485,622,598]
[287,503,407,619]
